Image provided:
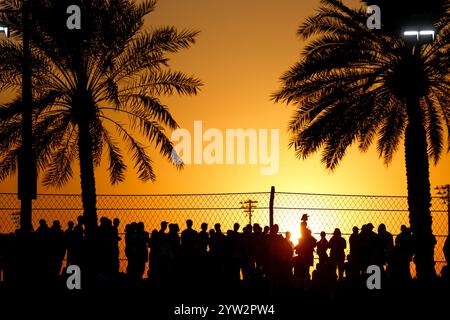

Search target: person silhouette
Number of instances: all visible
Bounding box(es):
[294,228,316,280]
[359,223,382,271]
[227,223,242,283]
[241,224,255,282]
[65,221,76,266]
[392,225,414,281]
[112,218,122,274]
[49,220,65,281]
[181,219,199,282]
[198,223,209,256]
[181,219,199,258]
[136,222,149,280]
[125,223,137,280]
[328,228,346,281]
[300,214,309,237]
[316,231,329,265]
[168,223,181,279]
[148,229,161,280]
[378,223,394,271]
[252,224,264,279]
[349,226,360,270]
[159,221,168,240]
[97,217,116,277]
[72,215,85,267]
[35,219,50,282]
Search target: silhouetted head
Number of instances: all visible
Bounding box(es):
[271,224,279,235]
[77,215,84,225]
[263,226,270,235]
[367,223,374,231]
[209,229,215,236]
[378,223,386,233]
[68,221,74,229]
[233,223,240,232]
[201,223,208,231]
[113,218,120,228]
[186,219,193,229]
[352,226,359,234]
[244,225,252,234]
[320,231,326,239]
[253,224,262,234]
[214,223,221,232]
[333,228,341,237]
[52,220,61,229]
[301,214,309,222]
[137,222,145,231]
[160,221,168,231]
[39,219,47,227]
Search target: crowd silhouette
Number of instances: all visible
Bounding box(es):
[0,214,449,295]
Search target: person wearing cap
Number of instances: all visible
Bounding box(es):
[300,214,309,236]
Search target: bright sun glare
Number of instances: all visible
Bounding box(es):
[284,219,324,247]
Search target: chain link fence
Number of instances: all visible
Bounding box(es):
[0,190,448,276]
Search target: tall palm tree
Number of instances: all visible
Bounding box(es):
[0,0,202,238]
[272,0,449,281]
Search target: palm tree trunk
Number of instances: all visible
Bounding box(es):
[76,91,99,287]
[404,97,436,281]
[77,116,98,240]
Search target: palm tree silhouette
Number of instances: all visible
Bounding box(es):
[0,0,202,238]
[272,0,449,280]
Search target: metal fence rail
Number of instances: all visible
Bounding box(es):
[0,190,448,275]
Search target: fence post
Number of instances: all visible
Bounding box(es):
[269,186,275,228]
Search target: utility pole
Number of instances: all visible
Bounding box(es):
[435,185,450,236]
[240,200,258,225]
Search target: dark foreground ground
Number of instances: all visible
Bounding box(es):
[1,276,449,319]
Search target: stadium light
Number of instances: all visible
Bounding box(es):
[403,29,435,42]
[0,25,9,37]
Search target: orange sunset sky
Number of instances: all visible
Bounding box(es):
[0,0,449,196]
